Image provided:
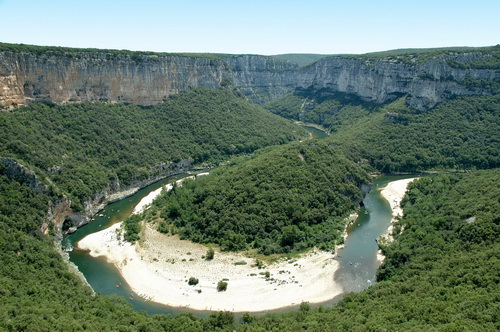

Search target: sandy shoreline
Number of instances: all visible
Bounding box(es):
[377,178,417,262]
[78,223,342,312]
[78,173,343,312]
[77,177,415,312]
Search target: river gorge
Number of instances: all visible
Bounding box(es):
[65,173,418,315]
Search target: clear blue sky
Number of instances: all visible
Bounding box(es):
[0,0,498,55]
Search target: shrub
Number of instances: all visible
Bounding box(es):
[206,248,215,260]
[188,277,199,286]
[217,280,228,292]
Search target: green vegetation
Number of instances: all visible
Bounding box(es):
[206,248,215,260]
[267,93,500,173]
[335,45,500,68]
[150,140,370,254]
[0,88,304,210]
[331,95,500,172]
[217,281,228,292]
[264,91,375,130]
[238,169,499,331]
[0,42,222,61]
[123,214,141,242]
[188,277,199,286]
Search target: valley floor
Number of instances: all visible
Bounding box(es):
[78,223,342,312]
[76,177,415,313]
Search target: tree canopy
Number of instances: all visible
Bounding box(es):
[147,141,370,254]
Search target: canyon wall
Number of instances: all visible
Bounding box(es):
[0,47,498,110]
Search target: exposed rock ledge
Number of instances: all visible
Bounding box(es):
[0,157,193,236]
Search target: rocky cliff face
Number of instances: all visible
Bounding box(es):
[1,156,192,235]
[0,51,226,106]
[0,48,498,110]
[297,52,498,110]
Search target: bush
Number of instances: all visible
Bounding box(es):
[188,277,199,286]
[217,280,228,292]
[206,248,215,260]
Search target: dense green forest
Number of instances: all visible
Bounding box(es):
[2,165,497,331]
[0,165,246,330]
[238,169,499,331]
[337,45,500,68]
[266,93,500,172]
[0,88,304,210]
[140,141,370,254]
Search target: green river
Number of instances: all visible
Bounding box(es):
[65,125,418,315]
[65,172,418,315]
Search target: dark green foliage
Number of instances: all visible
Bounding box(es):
[188,277,199,286]
[206,248,215,260]
[299,302,310,312]
[336,45,500,67]
[0,42,222,61]
[268,92,500,173]
[154,140,370,254]
[240,169,499,331]
[123,214,141,242]
[0,170,214,331]
[264,91,374,130]
[217,281,228,292]
[0,88,304,209]
[331,95,500,172]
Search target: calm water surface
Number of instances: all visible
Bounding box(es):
[66,171,419,315]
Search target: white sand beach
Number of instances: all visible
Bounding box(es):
[377,178,418,261]
[380,178,417,220]
[132,176,195,215]
[78,173,343,312]
[78,223,342,312]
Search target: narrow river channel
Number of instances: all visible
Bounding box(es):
[65,171,417,315]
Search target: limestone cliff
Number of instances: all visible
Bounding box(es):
[0,45,498,110]
[0,156,192,235]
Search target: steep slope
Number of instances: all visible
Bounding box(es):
[0,88,304,230]
[1,43,498,110]
[330,95,500,172]
[266,93,500,172]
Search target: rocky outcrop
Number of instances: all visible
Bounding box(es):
[52,159,193,234]
[297,53,498,110]
[0,47,498,110]
[0,156,192,235]
[0,157,48,192]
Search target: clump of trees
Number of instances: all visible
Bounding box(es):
[205,248,215,260]
[154,140,370,254]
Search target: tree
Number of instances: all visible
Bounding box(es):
[206,248,215,260]
[217,280,228,291]
[188,277,199,286]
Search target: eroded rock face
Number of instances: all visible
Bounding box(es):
[0,50,498,110]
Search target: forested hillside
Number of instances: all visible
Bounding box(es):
[0,166,245,330]
[141,141,370,254]
[266,94,500,172]
[240,169,500,331]
[0,88,304,210]
[0,46,498,330]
